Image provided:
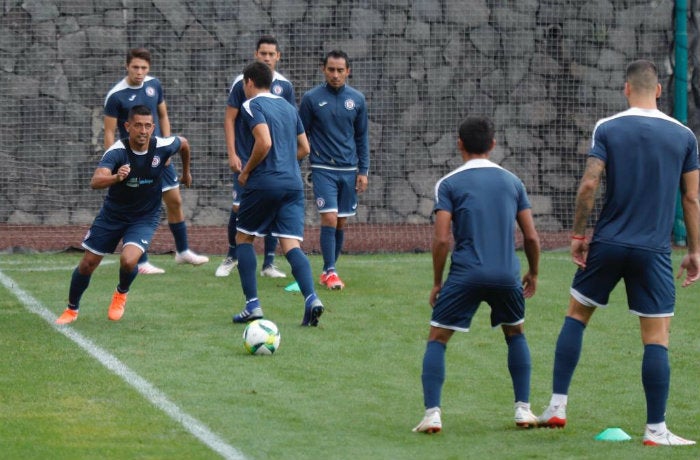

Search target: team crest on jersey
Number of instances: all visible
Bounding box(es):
[316,197,326,209]
[344,99,355,110]
[146,86,156,97]
[151,156,161,167]
[272,84,282,95]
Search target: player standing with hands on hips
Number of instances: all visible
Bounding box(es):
[104,48,208,274]
[56,105,192,324]
[413,117,541,433]
[537,59,699,446]
[299,50,369,290]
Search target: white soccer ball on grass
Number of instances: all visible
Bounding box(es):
[243,319,281,355]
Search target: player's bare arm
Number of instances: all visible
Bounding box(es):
[90,165,130,189]
[677,169,700,286]
[103,116,118,150]
[516,208,540,298]
[572,156,604,234]
[430,210,451,307]
[239,123,271,187]
[224,106,242,172]
[177,136,192,187]
[571,156,604,268]
[157,101,171,137]
[297,132,310,160]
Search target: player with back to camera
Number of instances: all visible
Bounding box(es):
[104,47,208,275]
[56,105,192,324]
[299,49,369,290]
[215,35,296,279]
[413,116,541,433]
[231,61,325,327]
[537,59,699,446]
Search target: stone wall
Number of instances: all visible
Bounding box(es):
[0,0,687,235]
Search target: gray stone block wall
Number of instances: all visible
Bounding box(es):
[0,0,688,233]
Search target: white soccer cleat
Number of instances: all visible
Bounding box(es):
[260,264,287,278]
[412,407,442,434]
[215,257,237,277]
[514,402,538,428]
[538,404,566,428]
[175,249,209,266]
[138,261,165,275]
[643,428,696,446]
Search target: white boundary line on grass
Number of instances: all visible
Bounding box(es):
[0,269,246,460]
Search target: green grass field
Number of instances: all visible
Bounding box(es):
[1,251,699,460]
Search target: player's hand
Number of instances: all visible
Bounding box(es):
[677,253,700,287]
[238,171,249,187]
[116,164,130,181]
[356,174,368,193]
[179,172,192,188]
[229,154,242,173]
[571,239,588,269]
[429,285,441,308]
[522,272,537,298]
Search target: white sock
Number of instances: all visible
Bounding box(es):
[550,393,567,407]
[647,422,667,433]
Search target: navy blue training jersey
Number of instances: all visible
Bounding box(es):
[589,107,699,251]
[299,83,369,175]
[227,71,295,164]
[434,159,531,287]
[98,136,181,218]
[104,76,164,138]
[240,93,305,191]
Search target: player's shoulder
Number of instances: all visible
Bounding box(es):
[303,83,325,98]
[272,71,292,84]
[230,74,244,88]
[344,84,366,99]
[104,78,130,100]
[155,136,180,149]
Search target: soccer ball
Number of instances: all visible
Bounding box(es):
[243,319,281,355]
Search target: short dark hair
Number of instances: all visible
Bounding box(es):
[243,61,273,89]
[257,35,279,51]
[127,105,152,120]
[127,48,151,65]
[626,59,658,92]
[323,49,350,68]
[458,117,495,154]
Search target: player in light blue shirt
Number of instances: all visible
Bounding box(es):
[56,106,192,325]
[299,50,369,290]
[216,35,296,280]
[104,48,208,274]
[413,117,541,433]
[538,60,700,446]
[231,61,324,327]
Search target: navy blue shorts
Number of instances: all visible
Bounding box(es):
[237,188,305,240]
[430,278,526,331]
[571,242,674,317]
[81,209,161,256]
[312,168,358,217]
[161,163,179,192]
